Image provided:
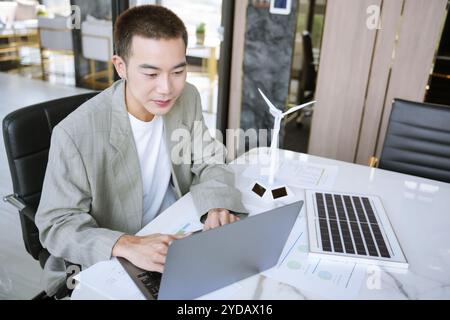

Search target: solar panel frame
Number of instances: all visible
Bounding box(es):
[306,190,408,269]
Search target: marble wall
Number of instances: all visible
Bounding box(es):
[240,1,298,148]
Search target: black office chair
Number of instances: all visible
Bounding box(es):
[2,92,98,299]
[378,99,450,183]
[295,31,317,127]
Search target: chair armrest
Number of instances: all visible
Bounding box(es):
[368,156,379,168]
[3,194,36,222]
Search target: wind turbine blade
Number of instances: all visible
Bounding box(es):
[258,88,281,117]
[282,100,316,117]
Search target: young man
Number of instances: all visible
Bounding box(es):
[35,5,247,296]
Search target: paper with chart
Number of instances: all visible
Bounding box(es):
[74,258,145,300]
[137,193,204,236]
[277,160,338,189]
[242,156,338,190]
[263,214,366,299]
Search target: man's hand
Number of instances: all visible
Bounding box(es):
[112,233,186,273]
[203,208,240,231]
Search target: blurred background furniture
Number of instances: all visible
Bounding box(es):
[37,15,74,81]
[0,1,39,72]
[373,99,450,183]
[186,41,219,113]
[0,1,39,29]
[81,16,113,90]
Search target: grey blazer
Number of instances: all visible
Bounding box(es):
[35,80,247,295]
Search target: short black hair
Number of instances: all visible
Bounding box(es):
[114,5,188,63]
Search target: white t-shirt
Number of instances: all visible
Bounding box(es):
[128,113,178,226]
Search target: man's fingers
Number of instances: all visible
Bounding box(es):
[150,251,167,265]
[204,213,220,230]
[136,254,165,273]
[219,211,231,225]
[150,263,164,273]
[157,234,179,245]
[204,209,243,230]
[153,243,168,256]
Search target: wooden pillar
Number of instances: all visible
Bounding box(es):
[308,0,447,163]
[308,0,380,162]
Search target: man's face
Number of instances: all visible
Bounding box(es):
[115,35,187,117]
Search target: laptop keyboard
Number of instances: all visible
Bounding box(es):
[137,271,162,299]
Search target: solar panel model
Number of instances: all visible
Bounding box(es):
[305,190,408,269]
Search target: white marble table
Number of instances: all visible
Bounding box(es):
[72,147,450,300]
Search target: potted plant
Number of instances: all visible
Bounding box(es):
[196,22,205,45]
[36,5,48,17]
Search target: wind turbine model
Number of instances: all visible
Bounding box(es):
[250,88,316,201]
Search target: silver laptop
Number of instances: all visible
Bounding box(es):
[119,200,303,300]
